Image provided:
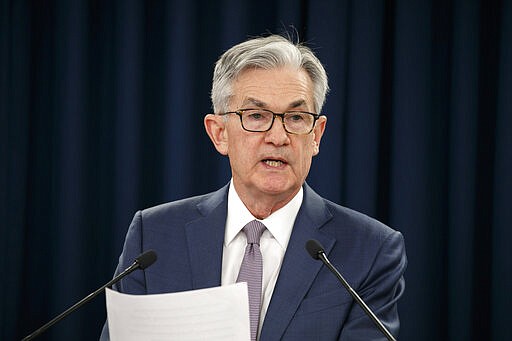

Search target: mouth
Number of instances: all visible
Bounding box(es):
[262,158,287,168]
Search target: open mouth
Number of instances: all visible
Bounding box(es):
[262,159,287,167]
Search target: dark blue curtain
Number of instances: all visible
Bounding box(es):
[2,0,511,340]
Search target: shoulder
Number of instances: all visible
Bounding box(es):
[325,198,398,241]
[302,184,405,276]
[314,196,406,292]
[138,184,229,225]
[303,184,400,242]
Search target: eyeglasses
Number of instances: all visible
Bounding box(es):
[216,108,320,135]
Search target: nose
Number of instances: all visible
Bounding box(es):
[264,115,290,146]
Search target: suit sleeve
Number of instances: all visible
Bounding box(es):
[99,210,146,340]
[338,230,407,340]
[111,210,147,293]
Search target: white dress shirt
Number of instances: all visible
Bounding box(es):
[221,180,303,337]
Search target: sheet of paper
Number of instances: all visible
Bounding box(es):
[105,282,250,341]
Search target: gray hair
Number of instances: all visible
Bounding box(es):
[211,34,329,114]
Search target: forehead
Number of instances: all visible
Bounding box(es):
[230,67,314,111]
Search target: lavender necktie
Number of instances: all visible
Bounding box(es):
[237,220,266,341]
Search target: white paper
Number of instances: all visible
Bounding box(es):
[105,283,250,341]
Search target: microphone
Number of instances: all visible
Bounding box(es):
[305,240,396,341]
[22,250,157,341]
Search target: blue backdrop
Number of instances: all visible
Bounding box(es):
[2,0,511,340]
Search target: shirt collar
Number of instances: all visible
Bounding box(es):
[225,179,303,250]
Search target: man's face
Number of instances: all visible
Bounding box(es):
[206,67,326,212]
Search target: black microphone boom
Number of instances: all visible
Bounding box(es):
[305,240,397,341]
[22,250,157,341]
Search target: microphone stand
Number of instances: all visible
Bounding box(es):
[318,252,397,341]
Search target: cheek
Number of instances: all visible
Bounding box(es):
[227,137,254,166]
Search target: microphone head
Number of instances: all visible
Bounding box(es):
[135,250,157,269]
[305,239,324,260]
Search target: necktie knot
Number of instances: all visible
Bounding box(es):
[243,220,266,245]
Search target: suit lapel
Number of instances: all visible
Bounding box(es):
[260,184,336,340]
[184,185,229,290]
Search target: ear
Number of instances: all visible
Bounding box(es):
[204,114,229,155]
[312,115,327,156]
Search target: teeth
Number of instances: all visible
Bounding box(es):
[264,160,283,167]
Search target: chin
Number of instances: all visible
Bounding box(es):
[257,178,297,196]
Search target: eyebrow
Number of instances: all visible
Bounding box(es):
[242,97,308,110]
[243,98,266,108]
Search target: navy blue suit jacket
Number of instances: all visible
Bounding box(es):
[100,183,406,340]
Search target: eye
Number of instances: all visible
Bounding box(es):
[285,113,309,124]
[247,112,264,120]
[244,110,270,121]
[288,114,305,122]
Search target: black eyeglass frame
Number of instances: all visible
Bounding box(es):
[215,108,321,135]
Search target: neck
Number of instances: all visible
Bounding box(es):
[234,186,300,220]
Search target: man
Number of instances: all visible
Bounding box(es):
[100,34,406,340]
